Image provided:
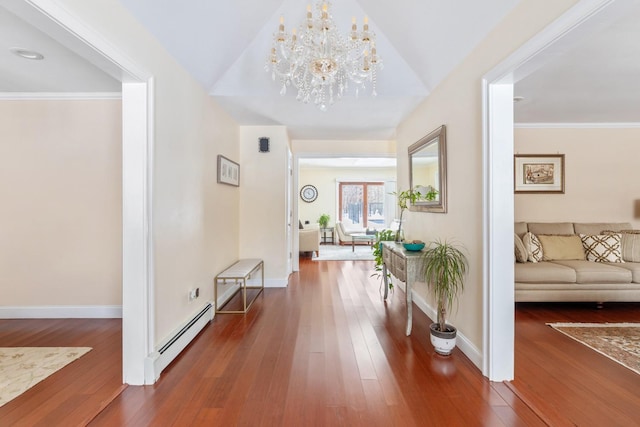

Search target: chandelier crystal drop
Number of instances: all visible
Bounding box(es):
[266,2,382,111]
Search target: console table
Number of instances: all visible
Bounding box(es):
[381,242,424,336]
[214,259,264,314]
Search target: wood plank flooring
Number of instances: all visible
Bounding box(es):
[0,318,124,426]
[1,259,639,426]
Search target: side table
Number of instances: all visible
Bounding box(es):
[320,227,334,244]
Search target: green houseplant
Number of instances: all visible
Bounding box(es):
[393,186,438,241]
[371,229,396,289]
[318,213,330,229]
[421,239,468,356]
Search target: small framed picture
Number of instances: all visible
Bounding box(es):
[217,155,240,187]
[514,154,565,194]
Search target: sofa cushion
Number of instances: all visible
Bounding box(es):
[515,262,576,283]
[528,222,574,236]
[538,235,586,261]
[607,262,640,283]
[580,233,624,263]
[550,260,632,284]
[574,222,632,235]
[515,234,528,263]
[523,232,543,262]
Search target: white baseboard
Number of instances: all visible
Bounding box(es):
[0,305,122,319]
[395,281,483,370]
[265,278,288,287]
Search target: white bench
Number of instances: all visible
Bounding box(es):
[214,259,264,314]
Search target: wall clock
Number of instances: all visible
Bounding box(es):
[300,185,318,203]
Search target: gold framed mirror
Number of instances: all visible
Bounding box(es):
[408,125,447,213]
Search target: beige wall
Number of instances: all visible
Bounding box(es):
[298,167,396,227]
[55,0,241,344]
[0,99,122,306]
[515,127,640,228]
[239,126,291,284]
[396,0,579,357]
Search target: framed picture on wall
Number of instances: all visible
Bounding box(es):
[514,154,565,194]
[217,155,240,187]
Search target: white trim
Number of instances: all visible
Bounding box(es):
[122,81,153,385]
[514,122,640,129]
[0,92,121,100]
[0,306,122,319]
[265,278,289,288]
[482,0,621,382]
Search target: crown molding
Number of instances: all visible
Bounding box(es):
[0,92,122,100]
[514,122,640,129]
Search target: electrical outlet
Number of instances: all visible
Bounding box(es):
[188,288,200,302]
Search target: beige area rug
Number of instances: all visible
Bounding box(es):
[547,323,640,375]
[0,347,92,407]
[311,244,375,261]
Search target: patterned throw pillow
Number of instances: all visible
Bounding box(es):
[603,230,640,262]
[514,234,528,263]
[523,232,543,263]
[579,233,624,263]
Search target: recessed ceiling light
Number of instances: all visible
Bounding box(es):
[513,95,525,103]
[10,47,44,60]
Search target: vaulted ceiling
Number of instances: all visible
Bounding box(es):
[1,0,639,140]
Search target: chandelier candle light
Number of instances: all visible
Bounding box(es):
[266,2,382,111]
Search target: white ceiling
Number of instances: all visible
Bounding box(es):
[2,1,640,137]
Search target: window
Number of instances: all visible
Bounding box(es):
[339,182,385,230]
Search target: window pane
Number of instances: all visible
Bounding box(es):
[341,184,363,228]
[367,184,385,230]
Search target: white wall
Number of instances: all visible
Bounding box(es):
[298,167,396,227]
[515,127,640,228]
[0,99,122,306]
[53,0,241,344]
[395,0,580,364]
[239,126,291,286]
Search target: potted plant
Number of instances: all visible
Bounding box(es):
[318,213,330,229]
[393,186,438,241]
[371,229,396,289]
[421,239,468,356]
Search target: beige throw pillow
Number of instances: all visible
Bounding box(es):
[580,233,624,263]
[514,234,527,263]
[538,235,586,261]
[523,232,543,263]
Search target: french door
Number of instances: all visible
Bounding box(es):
[338,182,385,230]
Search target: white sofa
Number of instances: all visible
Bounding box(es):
[515,222,640,303]
[335,221,365,245]
[299,223,320,256]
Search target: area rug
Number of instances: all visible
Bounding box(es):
[547,323,640,375]
[0,347,92,406]
[311,244,375,261]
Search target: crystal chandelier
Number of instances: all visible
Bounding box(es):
[266,2,382,111]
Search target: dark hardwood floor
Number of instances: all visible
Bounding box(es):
[1,259,639,426]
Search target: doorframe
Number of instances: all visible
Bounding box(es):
[26,0,155,385]
[482,0,621,381]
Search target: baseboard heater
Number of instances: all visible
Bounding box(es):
[144,302,213,384]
